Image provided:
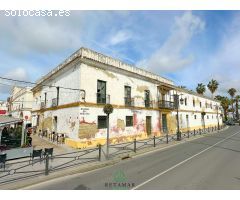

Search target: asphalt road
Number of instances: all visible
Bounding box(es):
[24,126,240,190]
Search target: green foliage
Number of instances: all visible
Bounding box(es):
[207,79,219,97]
[196,83,206,95]
[103,104,114,115]
[228,88,237,98]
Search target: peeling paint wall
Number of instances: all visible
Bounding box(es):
[80,63,159,107]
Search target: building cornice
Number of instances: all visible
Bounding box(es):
[32,47,174,91]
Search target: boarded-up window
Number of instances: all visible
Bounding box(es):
[98,116,107,129]
[126,116,133,127]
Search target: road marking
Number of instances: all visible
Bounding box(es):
[132,130,240,190]
[20,127,229,190]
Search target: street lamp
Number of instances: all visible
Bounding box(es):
[103,104,113,159]
[173,93,184,141]
[215,104,220,130]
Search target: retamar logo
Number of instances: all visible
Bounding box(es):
[105,170,135,190]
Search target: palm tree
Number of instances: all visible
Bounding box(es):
[215,96,230,121]
[235,95,240,120]
[196,83,206,95]
[214,95,223,101]
[207,79,219,98]
[228,88,237,118]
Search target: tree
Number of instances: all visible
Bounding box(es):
[228,88,237,118]
[196,83,206,95]
[215,96,230,121]
[235,95,240,120]
[207,79,219,98]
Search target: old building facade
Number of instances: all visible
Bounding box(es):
[31,47,222,148]
[8,86,33,123]
[0,101,8,115]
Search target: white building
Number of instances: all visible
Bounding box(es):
[0,101,8,115]
[8,86,33,124]
[31,47,222,148]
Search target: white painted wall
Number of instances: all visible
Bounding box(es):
[80,63,160,107]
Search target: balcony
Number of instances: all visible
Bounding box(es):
[158,100,175,110]
[40,102,46,109]
[52,98,58,107]
[96,93,110,104]
[125,97,134,107]
[144,100,153,108]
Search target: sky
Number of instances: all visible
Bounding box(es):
[0,10,239,100]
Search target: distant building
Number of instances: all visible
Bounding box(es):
[0,101,8,115]
[8,86,33,124]
[31,47,223,148]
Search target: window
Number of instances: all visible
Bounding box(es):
[194,115,197,119]
[185,98,187,106]
[56,86,60,106]
[44,92,47,105]
[200,101,202,108]
[126,116,133,127]
[193,99,195,107]
[124,86,132,106]
[98,116,107,129]
[207,115,209,119]
[144,90,150,108]
[97,80,106,104]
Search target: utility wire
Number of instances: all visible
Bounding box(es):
[0,76,84,91]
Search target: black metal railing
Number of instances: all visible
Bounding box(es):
[0,146,101,185]
[158,100,175,109]
[52,98,58,107]
[96,93,110,104]
[40,102,46,109]
[144,100,153,108]
[0,124,226,185]
[108,124,226,157]
[124,97,134,107]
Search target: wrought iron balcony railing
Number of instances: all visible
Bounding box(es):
[96,93,110,104]
[158,100,175,110]
[52,98,58,107]
[124,97,134,107]
[40,102,46,109]
[144,100,153,108]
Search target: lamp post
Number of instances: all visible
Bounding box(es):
[201,112,206,131]
[215,104,220,130]
[173,93,184,141]
[103,104,113,159]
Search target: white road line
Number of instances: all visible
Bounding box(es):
[132,130,240,190]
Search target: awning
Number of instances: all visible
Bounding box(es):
[0,115,23,127]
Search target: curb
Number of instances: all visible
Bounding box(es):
[1,126,229,190]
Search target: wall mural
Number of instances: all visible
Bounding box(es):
[77,109,161,140]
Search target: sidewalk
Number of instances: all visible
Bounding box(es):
[31,134,75,154]
[0,126,228,189]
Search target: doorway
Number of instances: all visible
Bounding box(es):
[162,114,168,133]
[53,116,58,132]
[186,115,189,131]
[146,116,152,136]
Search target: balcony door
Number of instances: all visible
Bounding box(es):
[124,86,131,106]
[162,114,168,133]
[144,90,150,107]
[146,116,152,136]
[97,80,106,104]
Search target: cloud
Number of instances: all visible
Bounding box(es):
[138,11,205,73]
[108,30,132,46]
[0,12,85,55]
[0,67,28,96]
